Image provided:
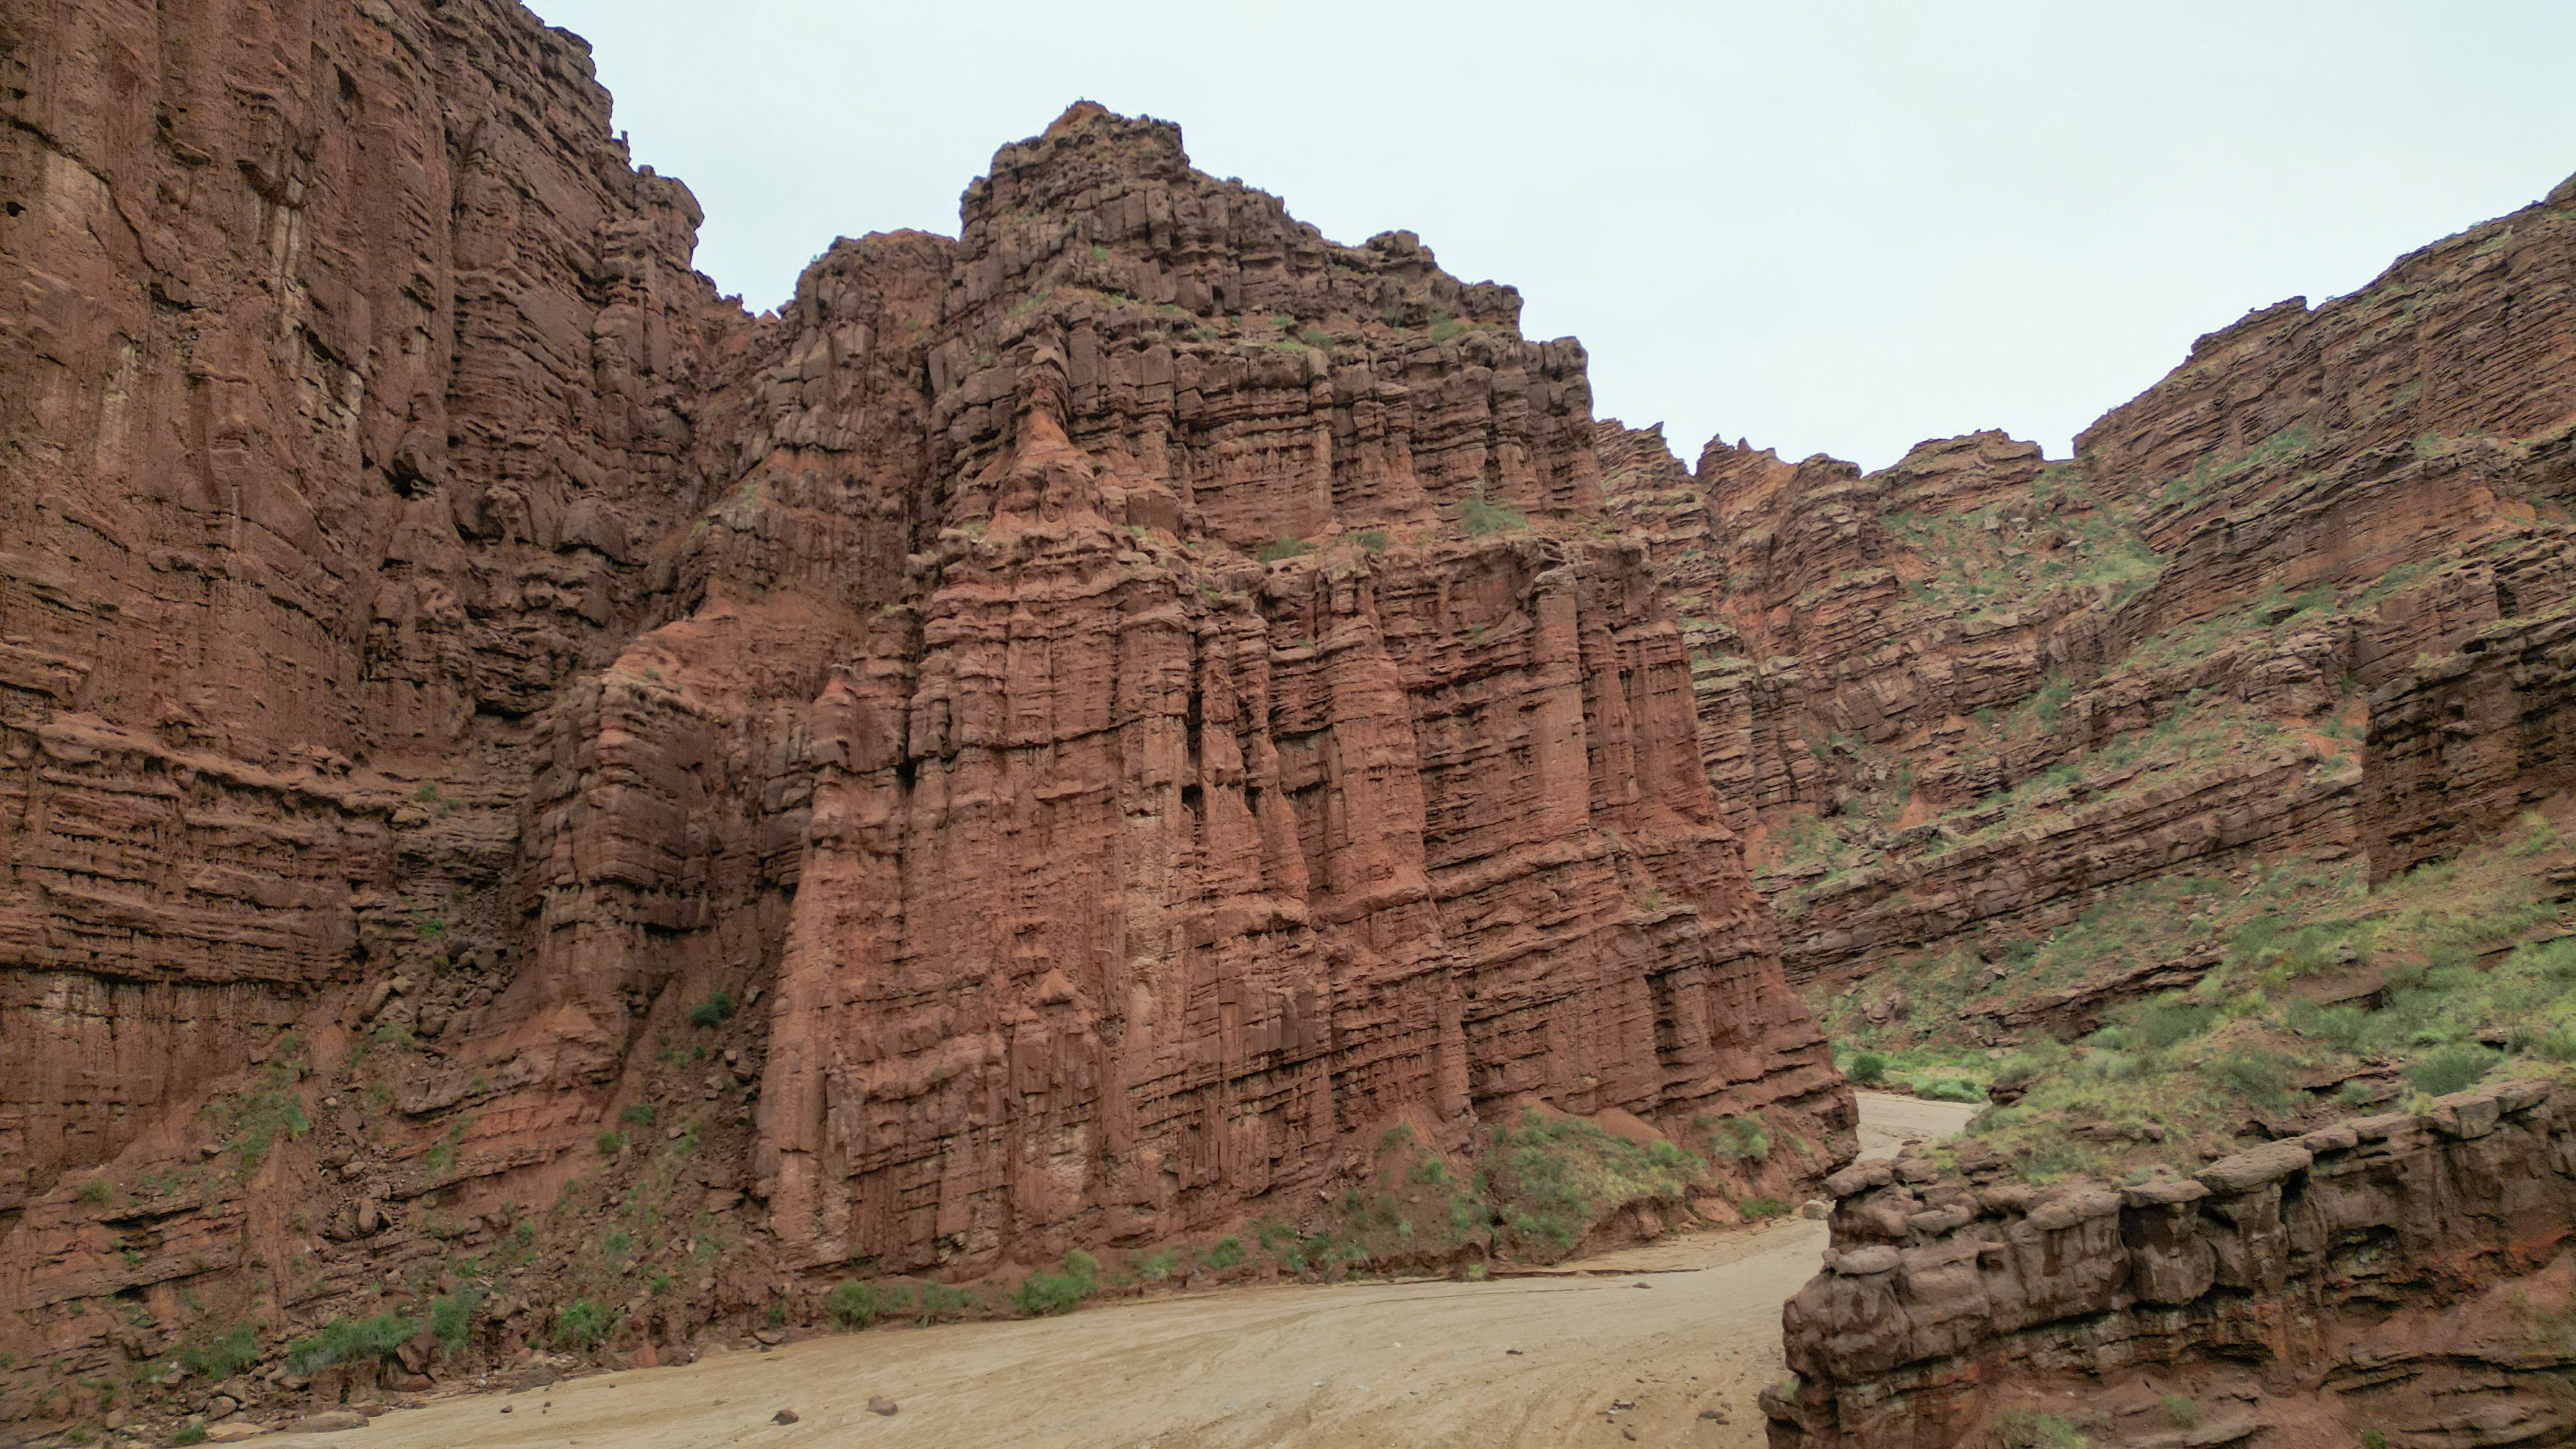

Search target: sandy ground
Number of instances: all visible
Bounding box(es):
[261,1093,1970,1449]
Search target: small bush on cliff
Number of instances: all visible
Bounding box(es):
[687,991,737,1029]
[1846,1052,1887,1085]
[180,1324,260,1381]
[286,1313,417,1374]
[552,1299,614,1349]
[1915,1078,1984,1103]
[2407,1043,2502,1097]
[1202,1236,1246,1271]
[2158,1395,2203,1429]
[171,1424,210,1446]
[1460,494,1528,536]
[430,1285,485,1353]
[1701,1114,1772,1162]
[827,1280,893,1329]
[1012,1251,1100,1316]
[1255,537,1313,562]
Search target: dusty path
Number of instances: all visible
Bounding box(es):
[270,1094,1970,1449]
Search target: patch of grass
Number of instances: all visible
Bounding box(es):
[1201,1236,1246,1271]
[286,1314,417,1375]
[180,1324,259,1381]
[2407,1044,2502,1097]
[171,1424,210,1446]
[75,1178,111,1206]
[2159,1394,2203,1429]
[1700,1114,1773,1162]
[687,991,737,1029]
[1847,1052,1887,1085]
[1460,494,1528,536]
[1482,1108,1694,1253]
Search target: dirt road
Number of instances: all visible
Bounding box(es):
[268,1093,1970,1449]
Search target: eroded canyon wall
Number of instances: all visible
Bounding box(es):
[1603,168,2576,990]
[0,4,1844,1420]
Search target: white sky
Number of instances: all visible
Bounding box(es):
[528,0,2576,472]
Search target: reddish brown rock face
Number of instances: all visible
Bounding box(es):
[1603,171,2576,991]
[747,110,1841,1271]
[0,4,1843,1413]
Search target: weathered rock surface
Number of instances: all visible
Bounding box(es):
[0,10,1843,1430]
[1765,1081,2576,1448]
[1602,167,2576,990]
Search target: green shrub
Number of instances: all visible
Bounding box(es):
[2159,1394,2202,1429]
[285,1314,417,1374]
[172,1424,210,1446]
[2407,1044,2502,1097]
[2130,1000,2220,1052]
[1131,1247,1180,1282]
[552,1299,613,1349]
[1916,1078,1985,1103]
[2212,1048,2296,1111]
[1012,1250,1099,1316]
[75,1178,111,1205]
[1705,1114,1772,1162]
[1202,1236,1246,1271]
[1353,528,1391,554]
[827,1280,893,1329]
[1740,1197,1788,1220]
[1255,537,1314,563]
[687,992,738,1029]
[180,1324,259,1381]
[914,1282,969,1323]
[1460,495,1528,536]
[430,1286,484,1353]
[619,1101,657,1130]
[1847,1052,1887,1085]
[594,1131,625,1156]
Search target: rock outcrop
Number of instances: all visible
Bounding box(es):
[1765,1080,2576,1448]
[0,6,1843,1429]
[1602,166,2576,991]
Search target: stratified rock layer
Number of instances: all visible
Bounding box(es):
[0,10,1842,1423]
[1765,1082,2576,1448]
[1602,168,2576,995]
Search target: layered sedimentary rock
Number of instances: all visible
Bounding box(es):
[1602,167,2576,988]
[748,105,1841,1270]
[2364,606,2576,881]
[1765,1080,2576,1448]
[0,7,1843,1425]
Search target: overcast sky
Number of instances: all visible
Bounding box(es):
[528,1,2576,472]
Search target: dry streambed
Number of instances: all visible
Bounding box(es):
[256,1094,1968,1449]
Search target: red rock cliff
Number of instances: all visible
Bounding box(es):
[0,5,1844,1423]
